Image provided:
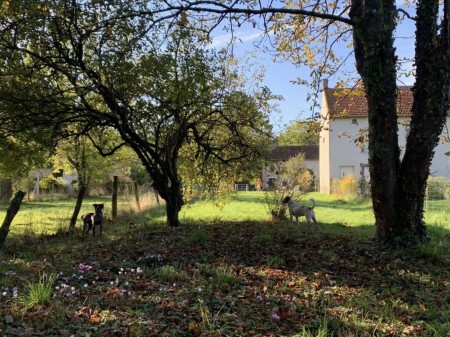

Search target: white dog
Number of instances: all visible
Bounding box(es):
[282,196,318,227]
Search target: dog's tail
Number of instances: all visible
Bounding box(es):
[81,215,85,220]
[310,198,316,209]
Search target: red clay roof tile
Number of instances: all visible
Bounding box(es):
[325,86,415,118]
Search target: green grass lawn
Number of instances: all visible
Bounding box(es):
[1,191,448,237]
[0,192,449,336]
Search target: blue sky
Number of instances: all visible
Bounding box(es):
[211,30,319,133]
[209,3,416,134]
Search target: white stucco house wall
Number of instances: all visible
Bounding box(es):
[262,145,319,190]
[31,168,78,195]
[319,81,450,194]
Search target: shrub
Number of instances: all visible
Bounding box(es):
[151,265,188,282]
[340,175,357,195]
[427,176,450,200]
[264,189,289,222]
[39,175,66,192]
[357,178,371,198]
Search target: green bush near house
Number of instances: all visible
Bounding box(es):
[427,176,450,200]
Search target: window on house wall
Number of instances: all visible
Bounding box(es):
[339,166,355,178]
[268,177,276,190]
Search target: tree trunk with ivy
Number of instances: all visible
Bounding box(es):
[351,0,450,246]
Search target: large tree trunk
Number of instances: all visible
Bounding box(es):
[164,188,184,227]
[152,164,184,228]
[0,190,26,249]
[351,0,450,246]
[396,0,450,244]
[350,0,401,242]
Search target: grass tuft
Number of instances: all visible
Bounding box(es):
[18,272,56,311]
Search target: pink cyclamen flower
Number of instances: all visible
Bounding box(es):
[271,313,280,321]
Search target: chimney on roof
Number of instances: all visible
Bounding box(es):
[322,79,328,89]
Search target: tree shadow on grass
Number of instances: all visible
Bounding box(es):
[1,218,449,336]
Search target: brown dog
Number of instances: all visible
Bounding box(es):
[82,203,104,237]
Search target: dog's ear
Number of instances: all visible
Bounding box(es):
[99,204,104,209]
[93,204,97,207]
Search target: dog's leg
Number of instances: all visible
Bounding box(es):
[312,216,320,229]
[82,216,88,238]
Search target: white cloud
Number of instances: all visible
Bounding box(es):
[208,30,268,48]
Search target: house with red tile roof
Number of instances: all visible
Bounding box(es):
[319,81,450,194]
[262,145,319,190]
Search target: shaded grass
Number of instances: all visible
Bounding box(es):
[0,219,448,337]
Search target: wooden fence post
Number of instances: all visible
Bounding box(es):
[134,181,141,210]
[112,176,118,221]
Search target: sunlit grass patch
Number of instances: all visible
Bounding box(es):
[195,299,233,336]
[18,272,56,311]
[150,265,188,283]
[211,264,237,287]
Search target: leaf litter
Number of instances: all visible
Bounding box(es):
[0,220,448,336]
